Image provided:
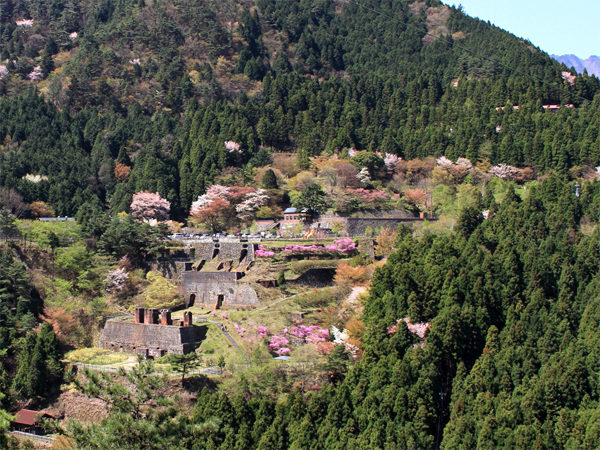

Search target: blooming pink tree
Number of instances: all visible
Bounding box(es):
[236,189,269,222]
[190,185,231,216]
[384,153,400,174]
[130,191,170,222]
[224,141,241,153]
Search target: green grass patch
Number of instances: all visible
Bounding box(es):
[65,348,129,365]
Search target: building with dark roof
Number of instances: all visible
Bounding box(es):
[10,409,54,434]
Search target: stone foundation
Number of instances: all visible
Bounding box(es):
[99,321,206,356]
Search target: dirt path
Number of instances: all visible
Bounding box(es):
[346,286,367,304]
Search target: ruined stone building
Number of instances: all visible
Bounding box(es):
[150,240,260,310]
[99,308,206,357]
[182,271,258,309]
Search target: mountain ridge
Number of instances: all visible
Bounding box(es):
[552,54,600,77]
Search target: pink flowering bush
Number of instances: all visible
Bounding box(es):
[233,322,247,337]
[260,320,330,356]
[268,334,289,350]
[289,324,329,343]
[255,245,275,257]
[283,239,356,254]
[324,238,356,252]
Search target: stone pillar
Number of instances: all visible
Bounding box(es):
[145,308,159,324]
[134,307,144,324]
[183,311,192,327]
[160,309,172,325]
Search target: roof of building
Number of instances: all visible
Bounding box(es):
[283,208,308,214]
[13,409,53,426]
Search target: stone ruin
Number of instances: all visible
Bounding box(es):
[99,307,206,357]
[182,271,258,309]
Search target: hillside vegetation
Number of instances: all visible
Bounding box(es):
[0,0,599,219]
[2,0,600,448]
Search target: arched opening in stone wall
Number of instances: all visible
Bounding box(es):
[239,248,248,262]
[188,293,196,307]
[212,248,220,259]
[216,295,224,309]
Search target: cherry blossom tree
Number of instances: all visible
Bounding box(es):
[130,191,170,222]
[224,140,241,153]
[384,153,400,174]
[190,198,231,232]
[236,189,269,223]
[105,267,130,294]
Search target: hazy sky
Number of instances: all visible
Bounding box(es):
[442,0,599,57]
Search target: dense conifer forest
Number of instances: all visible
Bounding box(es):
[1,0,600,447]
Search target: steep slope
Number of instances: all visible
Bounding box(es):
[0,0,598,219]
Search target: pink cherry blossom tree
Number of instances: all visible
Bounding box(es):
[130,191,170,222]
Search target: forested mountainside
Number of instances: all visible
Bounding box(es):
[0,0,599,218]
[61,178,600,448]
[2,1,600,448]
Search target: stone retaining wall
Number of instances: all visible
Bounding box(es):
[99,321,206,355]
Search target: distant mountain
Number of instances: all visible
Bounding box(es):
[552,54,600,77]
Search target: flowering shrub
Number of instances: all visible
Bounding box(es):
[384,153,400,173]
[233,322,247,337]
[283,244,322,252]
[324,238,356,252]
[236,189,269,214]
[263,321,330,356]
[268,334,289,350]
[255,245,275,257]
[282,239,356,254]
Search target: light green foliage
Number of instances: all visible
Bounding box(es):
[455,184,481,211]
[141,271,183,309]
[433,184,456,215]
[54,242,91,279]
[16,220,82,248]
[0,409,15,448]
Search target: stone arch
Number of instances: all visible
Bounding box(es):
[188,293,196,307]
